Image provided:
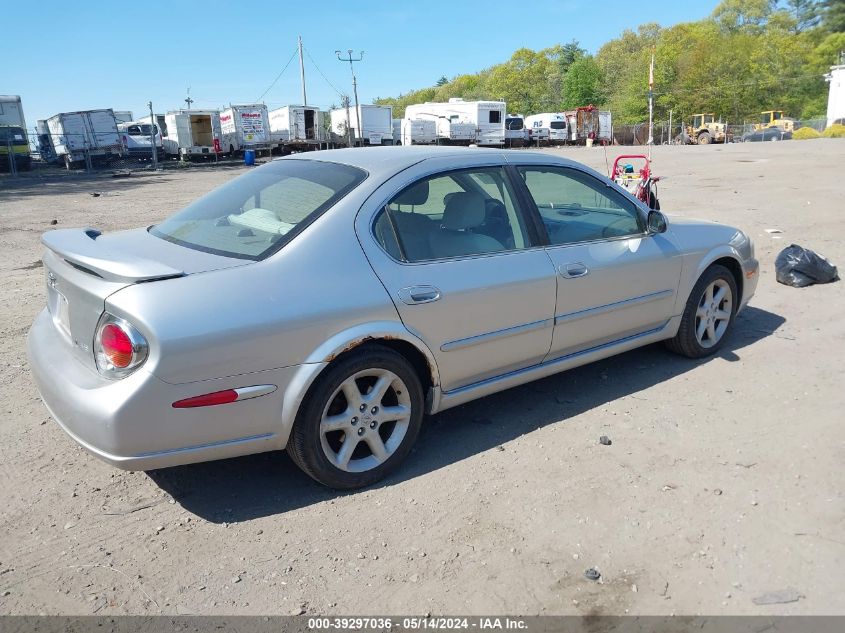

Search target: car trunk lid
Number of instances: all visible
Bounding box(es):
[41,227,249,370]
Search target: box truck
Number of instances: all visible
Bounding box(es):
[0,95,31,171]
[220,104,272,154]
[268,105,322,151]
[36,120,55,162]
[161,110,221,158]
[330,105,393,145]
[45,109,122,169]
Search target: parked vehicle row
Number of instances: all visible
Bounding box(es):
[7,91,624,172]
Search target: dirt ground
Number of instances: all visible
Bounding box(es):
[0,140,843,617]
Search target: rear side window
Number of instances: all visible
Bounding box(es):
[151,159,366,260]
[373,167,533,262]
[488,110,501,124]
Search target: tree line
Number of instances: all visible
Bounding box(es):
[375,0,845,125]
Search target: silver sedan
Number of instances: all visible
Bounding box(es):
[27,147,758,488]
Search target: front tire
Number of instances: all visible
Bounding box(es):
[288,345,424,489]
[665,265,737,358]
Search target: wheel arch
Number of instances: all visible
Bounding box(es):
[675,245,743,312]
[278,323,440,446]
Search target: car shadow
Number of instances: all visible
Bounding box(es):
[147,306,784,523]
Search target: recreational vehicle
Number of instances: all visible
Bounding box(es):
[404,99,505,146]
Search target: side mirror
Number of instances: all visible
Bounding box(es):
[647,210,667,234]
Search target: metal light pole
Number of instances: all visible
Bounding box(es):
[336,49,364,146]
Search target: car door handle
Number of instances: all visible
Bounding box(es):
[398,285,442,305]
[559,262,589,278]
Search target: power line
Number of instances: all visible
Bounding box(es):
[303,46,345,97]
[256,48,299,102]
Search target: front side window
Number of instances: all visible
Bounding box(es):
[151,159,366,259]
[517,166,643,246]
[373,167,532,262]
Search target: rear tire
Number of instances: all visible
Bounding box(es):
[288,345,424,489]
[665,265,737,358]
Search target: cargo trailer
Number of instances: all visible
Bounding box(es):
[400,118,437,145]
[268,105,322,151]
[45,109,122,169]
[220,104,272,154]
[162,110,221,158]
[329,105,393,146]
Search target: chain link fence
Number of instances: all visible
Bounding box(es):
[611,117,829,145]
[2,128,256,177]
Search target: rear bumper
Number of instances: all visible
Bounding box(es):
[27,308,296,470]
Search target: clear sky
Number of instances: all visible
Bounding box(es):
[3,0,720,128]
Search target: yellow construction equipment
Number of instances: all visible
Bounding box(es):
[755,111,795,133]
[685,113,727,144]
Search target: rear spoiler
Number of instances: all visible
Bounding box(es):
[42,228,184,283]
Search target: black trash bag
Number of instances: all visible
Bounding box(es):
[775,244,839,288]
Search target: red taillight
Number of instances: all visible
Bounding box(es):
[94,314,148,378]
[172,390,239,409]
[101,323,133,368]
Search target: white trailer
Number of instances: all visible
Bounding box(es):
[598,110,613,144]
[392,119,401,145]
[404,99,505,146]
[330,105,393,145]
[524,112,569,144]
[46,109,122,168]
[161,110,221,158]
[268,105,322,150]
[401,118,437,145]
[220,104,272,154]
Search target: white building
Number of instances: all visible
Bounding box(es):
[826,64,845,128]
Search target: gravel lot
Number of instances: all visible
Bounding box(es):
[1,141,843,616]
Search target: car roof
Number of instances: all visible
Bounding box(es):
[279,146,579,177]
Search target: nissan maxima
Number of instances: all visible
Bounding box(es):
[28,147,758,489]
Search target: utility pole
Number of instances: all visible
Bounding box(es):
[342,95,353,148]
[336,49,363,146]
[184,88,194,110]
[298,35,307,105]
[148,101,158,170]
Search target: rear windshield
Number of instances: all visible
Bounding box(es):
[150,159,367,260]
[127,124,157,136]
[505,118,524,130]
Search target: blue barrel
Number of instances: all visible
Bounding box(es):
[244,149,256,166]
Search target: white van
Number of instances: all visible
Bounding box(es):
[524,112,568,144]
[118,122,163,160]
[505,114,528,146]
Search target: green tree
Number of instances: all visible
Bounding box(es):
[821,0,845,31]
[436,75,449,86]
[561,57,605,108]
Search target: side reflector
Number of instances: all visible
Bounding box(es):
[172,385,277,409]
[172,389,238,408]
